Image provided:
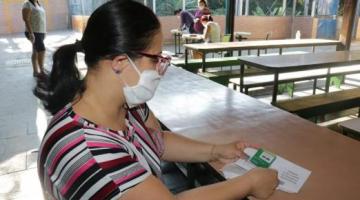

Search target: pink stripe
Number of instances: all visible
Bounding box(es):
[87,141,121,149]
[48,135,85,174]
[60,159,96,195]
[114,168,147,185]
[132,125,157,151]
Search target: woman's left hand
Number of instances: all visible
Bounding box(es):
[210,141,258,164]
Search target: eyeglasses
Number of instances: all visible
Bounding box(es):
[136,52,171,75]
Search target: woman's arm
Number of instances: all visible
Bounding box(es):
[145,110,252,163]
[22,8,34,43]
[121,169,277,200]
[202,24,211,42]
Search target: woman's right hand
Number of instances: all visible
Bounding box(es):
[28,33,35,43]
[245,168,279,199]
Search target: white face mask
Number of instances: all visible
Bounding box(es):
[121,56,161,108]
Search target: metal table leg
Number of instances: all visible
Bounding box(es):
[325,67,331,93]
[272,72,279,104]
[240,64,245,93]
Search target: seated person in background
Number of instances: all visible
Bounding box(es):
[201,15,220,43]
[174,9,196,34]
[192,15,221,59]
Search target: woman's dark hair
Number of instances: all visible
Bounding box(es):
[34,0,161,115]
[28,0,39,6]
[174,9,182,15]
[198,0,208,7]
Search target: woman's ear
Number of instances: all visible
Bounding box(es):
[111,55,128,74]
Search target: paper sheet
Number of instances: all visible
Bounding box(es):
[222,148,311,193]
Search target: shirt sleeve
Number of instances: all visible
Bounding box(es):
[87,132,152,199]
[22,2,31,9]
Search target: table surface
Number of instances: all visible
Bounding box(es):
[234,31,252,36]
[148,66,360,200]
[183,38,341,52]
[182,33,203,40]
[238,50,360,72]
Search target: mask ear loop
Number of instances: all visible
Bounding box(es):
[126,55,142,76]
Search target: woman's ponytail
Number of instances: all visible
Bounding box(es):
[34,43,84,115]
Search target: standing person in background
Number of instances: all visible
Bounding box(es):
[193,0,212,34]
[174,9,196,34]
[22,0,46,77]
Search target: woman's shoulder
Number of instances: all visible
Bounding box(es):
[22,1,32,9]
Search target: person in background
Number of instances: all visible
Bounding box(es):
[200,15,221,43]
[174,9,196,34]
[35,1,278,199]
[22,0,46,76]
[193,0,212,34]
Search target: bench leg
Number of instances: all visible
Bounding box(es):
[313,78,317,95]
[245,87,249,95]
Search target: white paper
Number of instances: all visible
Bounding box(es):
[222,148,311,193]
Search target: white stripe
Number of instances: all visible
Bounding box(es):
[92,152,129,163]
[51,142,88,183]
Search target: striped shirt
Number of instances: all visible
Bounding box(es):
[38,103,165,200]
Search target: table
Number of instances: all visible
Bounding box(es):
[238,50,360,104]
[182,33,203,44]
[148,66,360,200]
[184,39,341,72]
[234,31,252,41]
[339,118,360,135]
[171,29,182,55]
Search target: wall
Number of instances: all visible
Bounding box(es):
[0,0,69,35]
[160,15,314,43]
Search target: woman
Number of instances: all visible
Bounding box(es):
[193,0,211,34]
[22,0,46,76]
[35,1,278,199]
[201,15,221,43]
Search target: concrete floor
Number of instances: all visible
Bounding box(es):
[1,30,360,199]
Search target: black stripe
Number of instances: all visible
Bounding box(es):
[64,164,100,199]
[70,168,109,200]
[90,148,128,156]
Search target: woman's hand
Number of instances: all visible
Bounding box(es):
[28,33,35,43]
[210,141,258,164]
[243,168,279,199]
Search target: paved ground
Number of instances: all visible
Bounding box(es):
[0,30,360,199]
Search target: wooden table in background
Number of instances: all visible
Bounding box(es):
[184,39,341,72]
[238,50,360,103]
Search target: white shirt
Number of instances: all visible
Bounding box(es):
[203,22,221,43]
[23,1,46,33]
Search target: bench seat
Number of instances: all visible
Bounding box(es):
[274,88,360,119]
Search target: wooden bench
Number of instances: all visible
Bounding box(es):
[274,88,360,119]
[199,67,270,87]
[171,57,240,73]
[339,118,360,135]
